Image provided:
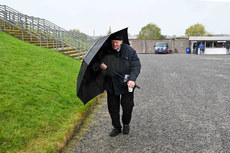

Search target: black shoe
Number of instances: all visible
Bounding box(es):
[123,124,130,135]
[109,128,121,137]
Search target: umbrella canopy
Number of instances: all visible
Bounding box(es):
[77,28,129,104]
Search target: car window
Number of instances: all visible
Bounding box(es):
[156,42,167,47]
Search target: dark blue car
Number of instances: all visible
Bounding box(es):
[154,42,172,54]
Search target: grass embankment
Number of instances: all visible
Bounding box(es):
[0,31,95,152]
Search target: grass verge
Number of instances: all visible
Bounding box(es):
[0,31,97,152]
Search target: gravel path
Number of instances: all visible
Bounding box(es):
[63,54,230,153]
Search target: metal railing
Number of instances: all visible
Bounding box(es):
[0,5,95,59]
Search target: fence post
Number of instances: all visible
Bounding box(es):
[61,31,63,49]
[3,5,7,30]
[25,15,28,31]
[0,19,2,31]
[37,18,41,47]
[55,28,58,50]
[3,5,7,20]
[70,33,73,48]
[19,15,25,41]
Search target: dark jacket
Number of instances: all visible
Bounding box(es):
[101,43,141,95]
[226,44,230,49]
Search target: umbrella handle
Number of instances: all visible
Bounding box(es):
[135,85,140,89]
[112,70,140,89]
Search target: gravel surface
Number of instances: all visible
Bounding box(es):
[63,54,230,153]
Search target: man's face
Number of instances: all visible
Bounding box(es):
[111,40,123,50]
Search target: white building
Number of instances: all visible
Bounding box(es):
[189,36,230,54]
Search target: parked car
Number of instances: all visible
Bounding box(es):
[154,42,172,54]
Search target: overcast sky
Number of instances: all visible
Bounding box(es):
[1,0,230,36]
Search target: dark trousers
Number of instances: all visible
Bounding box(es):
[107,91,134,129]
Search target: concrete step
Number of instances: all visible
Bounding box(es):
[31,41,56,44]
[3,29,21,32]
[3,29,42,38]
[14,34,38,37]
[73,56,84,60]
[58,48,77,52]
[69,52,84,57]
[32,43,67,47]
[19,38,40,41]
[1,26,20,30]
[26,40,51,43]
[62,50,79,54]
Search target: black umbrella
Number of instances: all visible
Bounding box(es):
[77,28,129,104]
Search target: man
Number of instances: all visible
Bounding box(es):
[226,43,230,54]
[99,34,141,137]
[199,43,204,54]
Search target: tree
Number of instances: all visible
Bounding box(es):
[185,23,210,37]
[137,23,165,40]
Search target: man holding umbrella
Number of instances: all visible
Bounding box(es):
[99,34,141,137]
[77,28,141,137]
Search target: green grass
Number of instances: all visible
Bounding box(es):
[0,31,94,152]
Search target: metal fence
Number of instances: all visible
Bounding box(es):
[0,5,95,58]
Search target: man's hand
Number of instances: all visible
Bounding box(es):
[127,80,135,88]
[100,63,107,69]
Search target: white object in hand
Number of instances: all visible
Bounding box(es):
[128,86,133,92]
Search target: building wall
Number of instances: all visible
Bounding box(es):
[129,38,189,54]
